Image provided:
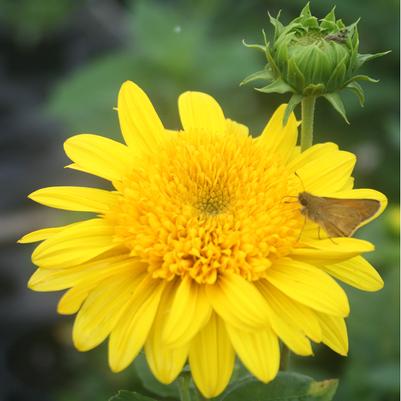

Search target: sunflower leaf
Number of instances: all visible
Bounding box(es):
[323,93,350,124]
[240,68,274,86]
[346,81,365,106]
[220,372,338,401]
[242,39,266,52]
[256,79,293,94]
[283,94,303,125]
[356,51,391,69]
[133,353,180,398]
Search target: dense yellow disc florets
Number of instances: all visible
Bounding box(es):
[109,122,303,284]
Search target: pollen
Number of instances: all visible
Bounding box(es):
[108,127,303,284]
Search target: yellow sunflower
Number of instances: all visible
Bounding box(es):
[19,81,387,398]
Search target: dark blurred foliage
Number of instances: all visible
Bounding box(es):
[0,0,398,400]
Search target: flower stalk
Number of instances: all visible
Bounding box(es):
[178,372,193,401]
[301,96,316,151]
[280,345,292,371]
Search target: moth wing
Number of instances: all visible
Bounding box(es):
[319,198,380,237]
[321,217,351,237]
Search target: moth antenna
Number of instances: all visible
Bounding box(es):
[294,170,306,192]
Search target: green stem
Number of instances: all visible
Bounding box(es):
[300,96,316,151]
[195,388,207,401]
[178,372,192,401]
[280,345,291,371]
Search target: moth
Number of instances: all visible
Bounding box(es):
[298,191,381,237]
[325,30,348,43]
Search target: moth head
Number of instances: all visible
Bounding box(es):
[298,191,309,206]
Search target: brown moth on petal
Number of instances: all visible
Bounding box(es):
[298,192,381,237]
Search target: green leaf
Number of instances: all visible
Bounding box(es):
[337,19,346,29]
[261,29,269,47]
[302,16,319,29]
[300,3,312,17]
[320,19,337,32]
[256,79,293,94]
[265,46,281,77]
[220,372,338,401]
[322,7,336,24]
[308,380,339,400]
[242,39,266,53]
[349,74,379,83]
[134,353,180,399]
[108,390,158,401]
[241,69,274,86]
[288,58,305,93]
[268,11,283,39]
[356,51,391,69]
[326,56,347,91]
[323,92,350,124]
[346,81,365,106]
[283,94,303,125]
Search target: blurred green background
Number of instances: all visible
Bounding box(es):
[0,0,398,400]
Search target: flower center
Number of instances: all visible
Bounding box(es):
[294,31,324,46]
[108,126,303,284]
[196,185,229,216]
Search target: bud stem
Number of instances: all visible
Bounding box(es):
[300,96,316,151]
[178,372,193,401]
[280,344,291,371]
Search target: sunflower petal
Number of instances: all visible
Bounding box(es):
[257,104,299,163]
[288,142,339,171]
[64,134,133,182]
[178,92,226,133]
[257,280,322,343]
[225,119,249,137]
[206,273,271,330]
[28,257,144,291]
[296,150,356,194]
[108,277,164,372]
[341,177,355,191]
[32,219,116,269]
[292,237,374,264]
[18,226,67,243]
[163,277,212,347]
[28,186,118,213]
[118,81,165,152]
[145,282,189,384]
[57,284,95,315]
[189,314,235,398]
[316,312,348,356]
[226,325,279,382]
[269,313,313,356]
[320,256,383,292]
[266,258,349,317]
[73,271,144,351]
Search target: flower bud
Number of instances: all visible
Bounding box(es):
[243,3,390,123]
